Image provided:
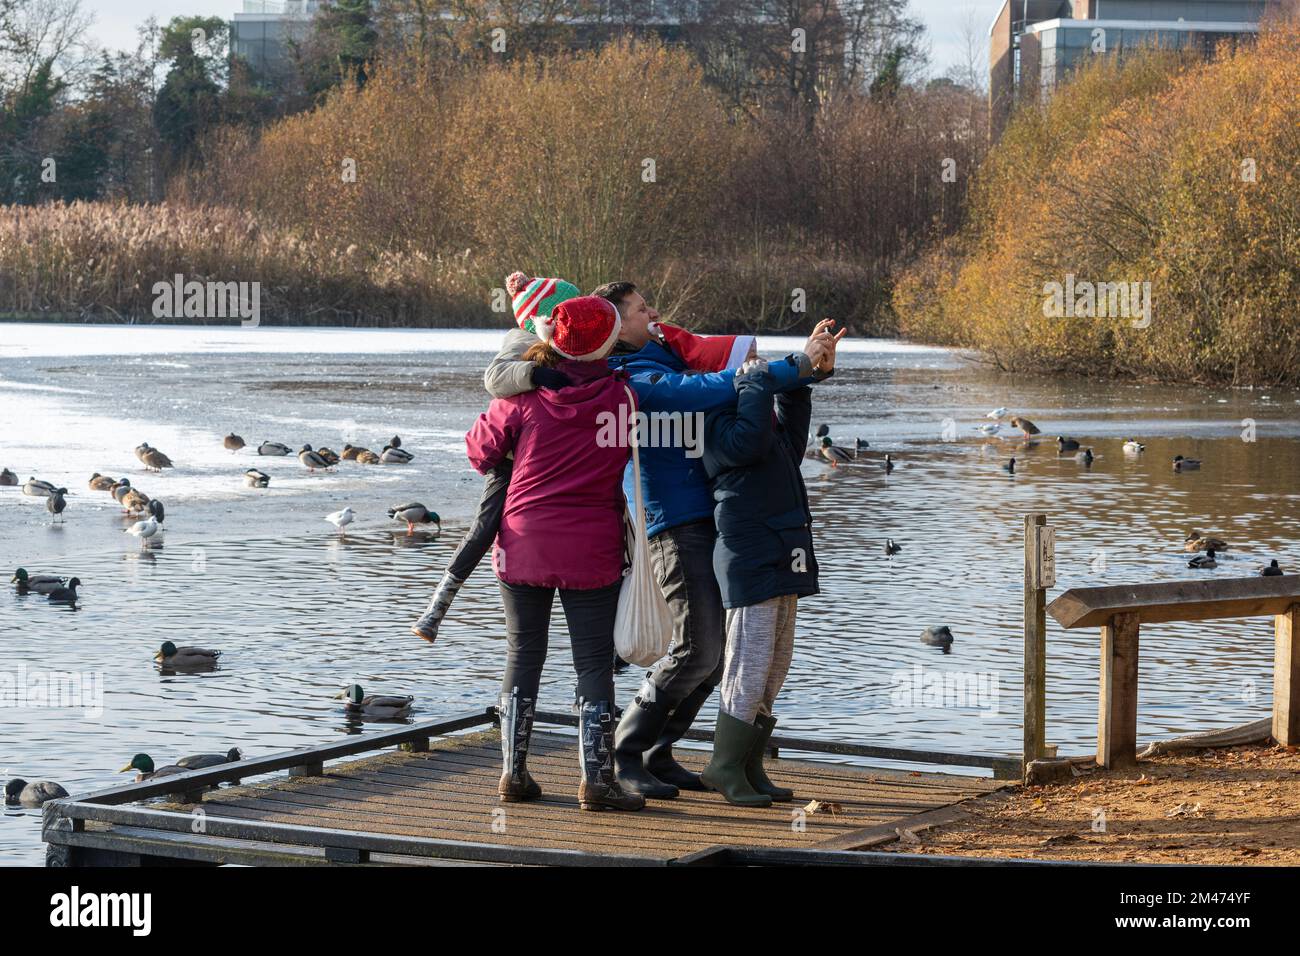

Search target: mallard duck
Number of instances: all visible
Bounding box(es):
[124,516,160,549]
[46,490,66,522]
[380,444,414,464]
[140,446,173,472]
[1188,549,1218,569]
[387,435,403,449]
[154,641,220,668]
[5,778,68,807]
[1261,559,1284,577]
[1010,417,1040,437]
[110,478,132,506]
[122,487,151,515]
[340,444,365,461]
[1184,531,1228,553]
[325,507,355,534]
[1002,457,1016,474]
[884,538,902,556]
[299,444,331,471]
[22,477,60,498]
[818,436,853,466]
[224,433,246,452]
[1056,436,1080,452]
[244,468,271,488]
[388,503,440,534]
[1173,455,1202,471]
[88,472,116,492]
[316,447,341,466]
[118,753,187,782]
[356,449,381,465]
[257,441,292,456]
[336,684,413,719]
[920,626,954,649]
[47,578,80,604]
[176,747,242,769]
[11,568,66,594]
[0,467,16,486]
[1122,439,1146,454]
[884,453,895,474]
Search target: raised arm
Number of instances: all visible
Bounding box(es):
[704,366,777,471]
[483,327,543,399]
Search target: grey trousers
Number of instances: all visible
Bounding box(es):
[719,594,798,724]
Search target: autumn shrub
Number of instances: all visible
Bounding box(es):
[895,23,1300,385]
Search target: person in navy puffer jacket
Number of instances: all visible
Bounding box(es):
[697,323,844,808]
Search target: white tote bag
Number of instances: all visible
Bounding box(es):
[614,386,674,668]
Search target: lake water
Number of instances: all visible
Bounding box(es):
[2,324,1297,865]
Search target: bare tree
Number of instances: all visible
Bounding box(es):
[945,5,988,95]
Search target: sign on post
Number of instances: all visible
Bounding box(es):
[1032,525,1056,589]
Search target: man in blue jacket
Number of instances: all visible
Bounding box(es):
[596,281,834,799]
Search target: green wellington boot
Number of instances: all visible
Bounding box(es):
[747,713,794,802]
[700,711,772,808]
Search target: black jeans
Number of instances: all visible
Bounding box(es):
[447,461,512,581]
[499,580,621,704]
[645,519,725,706]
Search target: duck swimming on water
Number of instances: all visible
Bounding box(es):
[154,641,220,668]
[1173,455,1202,471]
[11,568,66,594]
[1262,560,1284,577]
[1056,436,1080,452]
[1184,531,1228,553]
[1188,549,1218,569]
[5,778,68,807]
[336,684,414,719]
[46,578,80,604]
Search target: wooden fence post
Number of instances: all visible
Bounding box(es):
[1023,513,1048,777]
[1274,603,1300,746]
[1098,612,1141,769]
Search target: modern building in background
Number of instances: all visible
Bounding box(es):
[989,1,1278,139]
[231,1,322,84]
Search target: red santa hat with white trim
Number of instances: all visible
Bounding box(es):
[549,296,622,362]
[653,322,756,372]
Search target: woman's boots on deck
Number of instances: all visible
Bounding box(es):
[578,699,645,812]
[410,570,464,642]
[498,688,542,802]
[701,711,795,807]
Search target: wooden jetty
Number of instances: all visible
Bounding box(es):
[43,707,1023,867]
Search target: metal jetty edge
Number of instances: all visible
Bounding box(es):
[42,707,1042,867]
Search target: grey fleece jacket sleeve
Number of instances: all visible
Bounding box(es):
[483,327,540,399]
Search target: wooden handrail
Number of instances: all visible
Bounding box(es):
[1048,575,1300,629]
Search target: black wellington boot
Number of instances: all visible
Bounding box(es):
[613,697,679,800]
[577,699,645,812]
[498,688,542,802]
[699,711,772,808]
[410,571,465,642]
[747,713,794,802]
[643,682,713,791]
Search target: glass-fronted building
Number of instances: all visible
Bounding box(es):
[989,1,1277,138]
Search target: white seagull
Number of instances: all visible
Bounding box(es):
[987,407,1009,420]
[325,507,355,534]
[124,516,160,549]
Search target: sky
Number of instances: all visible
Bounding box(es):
[79,0,1005,77]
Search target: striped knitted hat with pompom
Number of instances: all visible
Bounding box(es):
[506,272,582,339]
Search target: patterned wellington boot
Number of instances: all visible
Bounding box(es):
[410,571,465,642]
[498,687,542,802]
[577,699,645,812]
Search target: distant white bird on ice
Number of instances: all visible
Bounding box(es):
[326,507,355,534]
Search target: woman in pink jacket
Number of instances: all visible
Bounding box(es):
[466,295,643,812]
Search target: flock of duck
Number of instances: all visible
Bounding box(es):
[810,408,1284,576]
[4,429,441,807]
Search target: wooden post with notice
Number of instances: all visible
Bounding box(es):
[1023,513,1051,778]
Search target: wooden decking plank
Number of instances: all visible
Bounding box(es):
[253,776,863,844]
[186,798,685,856]
[204,781,851,849]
